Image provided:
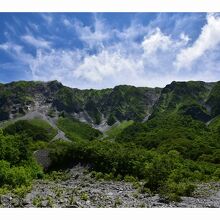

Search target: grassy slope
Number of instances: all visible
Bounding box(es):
[104,120,134,140]
[3,118,57,141]
[57,116,101,142]
[208,115,220,131]
[27,119,57,140]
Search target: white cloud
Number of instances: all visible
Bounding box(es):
[142,28,172,55]
[1,13,220,89]
[180,33,190,43]
[74,17,110,49]
[116,21,149,41]
[41,14,53,25]
[0,42,33,62]
[63,18,72,28]
[28,49,85,85]
[21,35,51,49]
[175,13,220,69]
[74,50,143,83]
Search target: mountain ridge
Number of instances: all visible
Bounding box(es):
[1,79,219,127]
[0,80,162,126]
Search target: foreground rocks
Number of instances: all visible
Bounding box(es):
[0,165,220,208]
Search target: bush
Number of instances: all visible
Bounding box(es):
[48,139,219,198]
[80,192,89,201]
[160,180,196,202]
[124,175,137,183]
[0,130,31,165]
[0,159,43,188]
[214,168,220,178]
[3,120,55,142]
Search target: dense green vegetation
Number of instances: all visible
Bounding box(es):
[1,80,220,202]
[3,119,57,142]
[0,118,57,190]
[0,118,58,191]
[48,137,219,201]
[151,81,214,122]
[49,111,220,200]
[209,115,220,132]
[104,120,134,140]
[0,130,43,189]
[57,116,101,141]
[117,114,220,162]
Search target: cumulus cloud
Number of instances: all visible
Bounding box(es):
[74,50,143,83]
[29,49,83,84]
[142,28,172,55]
[175,13,220,69]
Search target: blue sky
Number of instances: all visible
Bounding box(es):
[0,13,220,89]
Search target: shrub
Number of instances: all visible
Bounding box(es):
[80,192,89,201]
[124,175,137,183]
[160,180,196,202]
[214,168,220,178]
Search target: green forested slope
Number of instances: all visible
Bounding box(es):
[1,80,220,201]
[150,81,215,122]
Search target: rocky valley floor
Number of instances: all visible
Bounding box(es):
[0,165,220,208]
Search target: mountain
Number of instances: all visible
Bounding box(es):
[115,81,220,162]
[1,80,220,125]
[0,79,220,204]
[0,80,161,127]
[150,81,216,122]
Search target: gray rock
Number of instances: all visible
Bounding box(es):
[67,204,78,208]
[41,200,48,207]
[1,195,12,204]
[22,199,31,206]
[1,166,219,208]
[86,200,91,205]
[74,174,80,179]
[11,198,21,207]
[59,199,64,203]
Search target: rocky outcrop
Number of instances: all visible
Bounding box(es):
[33,149,51,170]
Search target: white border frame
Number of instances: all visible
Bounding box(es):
[0,0,220,12]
